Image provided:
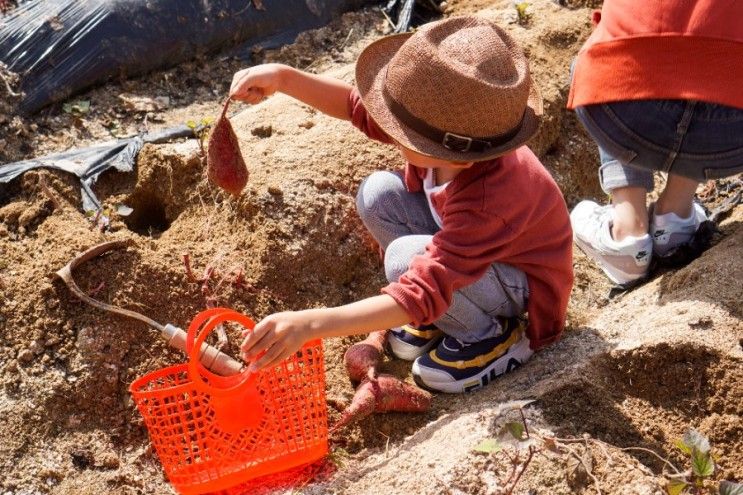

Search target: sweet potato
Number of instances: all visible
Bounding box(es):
[207,99,248,196]
[343,330,388,383]
[332,374,432,432]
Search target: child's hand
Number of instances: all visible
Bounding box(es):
[229,63,286,104]
[240,310,316,372]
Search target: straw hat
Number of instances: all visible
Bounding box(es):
[355,16,543,162]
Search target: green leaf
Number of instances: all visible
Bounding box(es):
[62,100,91,115]
[515,2,530,22]
[186,120,197,129]
[675,438,693,455]
[200,117,214,126]
[474,438,501,454]
[690,448,714,478]
[665,479,687,495]
[720,481,743,495]
[505,421,525,440]
[683,429,710,454]
[328,447,348,468]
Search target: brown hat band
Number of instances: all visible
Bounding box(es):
[381,86,524,154]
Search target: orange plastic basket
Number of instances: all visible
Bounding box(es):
[129,308,328,495]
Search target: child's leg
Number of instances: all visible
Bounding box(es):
[655,174,699,218]
[572,99,743,279]
[383,234,532,393]
[651,173,706,256]
[611,186,648,241]
[383,235,528,343]
[356,170,439,250]
[570,141,654,286]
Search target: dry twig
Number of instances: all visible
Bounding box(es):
[0,68,20,97]
[38,175,62,210]
[561,442,602,495]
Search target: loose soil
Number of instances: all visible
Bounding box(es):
[1,1,741,494]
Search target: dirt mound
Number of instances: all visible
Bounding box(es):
[1,1,741,494]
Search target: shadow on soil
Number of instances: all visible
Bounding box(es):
[539,342,743,473]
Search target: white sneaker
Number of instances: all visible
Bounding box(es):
[650,203,707,257]
[387,324,443,361]
[570,200,652,286]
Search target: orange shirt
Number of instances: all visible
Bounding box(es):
[568,0,743,110]
[349,89,574,350]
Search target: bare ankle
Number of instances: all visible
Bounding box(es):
[611,219,648,241]
[654,199,693,219]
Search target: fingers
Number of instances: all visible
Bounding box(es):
[229,69,266,103]
[229,69,250,95]
[249,342,289,372]
[240,318,273,361]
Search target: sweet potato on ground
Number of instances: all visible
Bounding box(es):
[332,374,432,432]
[343,330,388,383]
[207,99,248,196]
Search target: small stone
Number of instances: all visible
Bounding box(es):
[688,316,713,329]
[267,185,283,196]
[251,124,273,138]
[118,93,168,112]
[154,96,170,109]
[5,360,18,372]
[18,349,34,363]
[30,340,43,355]
[98,452,120,469]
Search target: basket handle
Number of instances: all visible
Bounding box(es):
[186,308,257,397]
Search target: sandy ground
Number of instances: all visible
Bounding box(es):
[0,1,741,494]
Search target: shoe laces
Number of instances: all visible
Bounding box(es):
[442,337,470,351]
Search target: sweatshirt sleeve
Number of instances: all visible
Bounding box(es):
[381,188,528,326]
[347,88,394,144]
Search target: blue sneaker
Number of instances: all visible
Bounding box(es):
[388,324,444,361]
[411,317,532,393]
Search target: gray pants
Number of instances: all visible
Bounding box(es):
[356,170,529,343]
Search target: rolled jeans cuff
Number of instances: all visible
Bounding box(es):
[599,158,654,194]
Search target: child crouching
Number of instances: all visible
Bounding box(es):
[235,16,574,393]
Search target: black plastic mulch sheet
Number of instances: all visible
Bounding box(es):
[0,0,373,114]
[0,125,198,211]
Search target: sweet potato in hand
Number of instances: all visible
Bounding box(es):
[207,99,248,196]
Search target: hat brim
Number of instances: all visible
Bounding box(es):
[355,33,544,162]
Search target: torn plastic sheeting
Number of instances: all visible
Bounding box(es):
[0,125,196,212]
[0,0,374,115]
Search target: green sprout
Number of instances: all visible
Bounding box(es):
[514,2,531,25]
[62,100,91,117]
[186,117,214,158]
[666,428,742,495]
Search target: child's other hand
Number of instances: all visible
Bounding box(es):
[240,310,315,372]
[229,63,286,104]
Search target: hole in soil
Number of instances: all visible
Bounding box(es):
[123,191,171,235]
[0,180,21,208]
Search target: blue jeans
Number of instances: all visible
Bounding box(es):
[575,100,743,194]
[355,170,529,343]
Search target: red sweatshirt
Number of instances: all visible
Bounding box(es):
[568,0,743,110]
[349,89,574,350]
